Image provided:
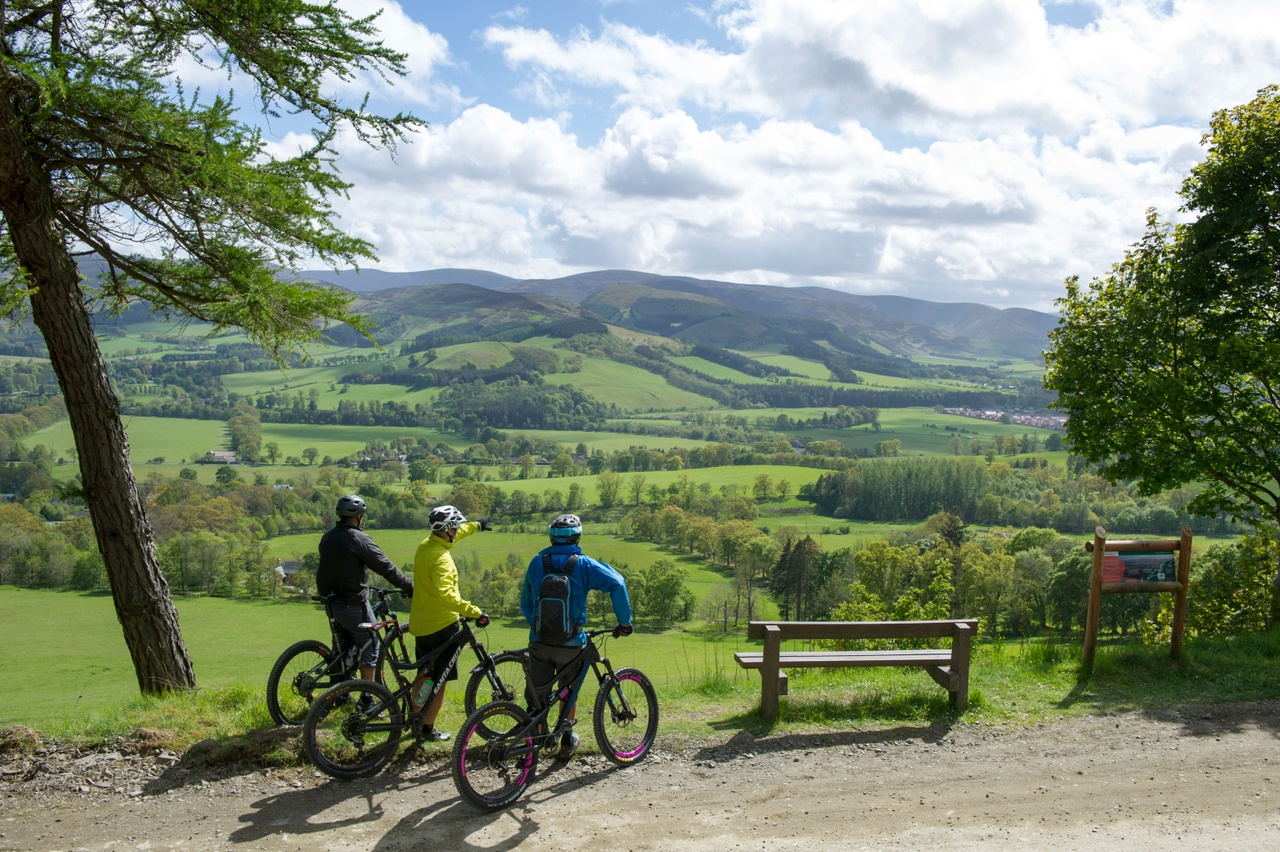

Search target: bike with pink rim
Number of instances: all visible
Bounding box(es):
[451,627,659,811]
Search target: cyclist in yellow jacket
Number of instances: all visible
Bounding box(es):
[409,504,491,741]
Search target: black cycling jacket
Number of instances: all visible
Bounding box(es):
[316,520,413,604]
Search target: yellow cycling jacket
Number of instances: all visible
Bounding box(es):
[409,521,483,636]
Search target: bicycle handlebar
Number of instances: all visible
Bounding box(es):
[584,625,631,638]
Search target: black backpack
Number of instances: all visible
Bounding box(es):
[535,553,579,645]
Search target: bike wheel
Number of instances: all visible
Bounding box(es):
[302,680,403,780]
[267,640,339,726]
[592,667,658,766]
[451,701,538,811]
[464,650,529,721]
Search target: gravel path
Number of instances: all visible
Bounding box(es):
[3,700,1278,850]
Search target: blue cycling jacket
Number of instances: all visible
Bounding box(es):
[520,543,632,646]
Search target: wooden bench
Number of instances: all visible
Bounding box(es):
[734,620,977,719]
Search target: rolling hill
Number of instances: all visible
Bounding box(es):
[301,267,1057,362]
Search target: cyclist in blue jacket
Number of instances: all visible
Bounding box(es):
[521,513,632,761]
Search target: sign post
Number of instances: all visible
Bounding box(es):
[1082,525,1191,666]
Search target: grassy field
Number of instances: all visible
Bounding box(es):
[7,587,1280,753]
[543,355,718,412]
[776,406,1061,456]
[29,417,229,465]
[416,463,835,509]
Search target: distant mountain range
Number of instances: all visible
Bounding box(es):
[296,267,1058,363]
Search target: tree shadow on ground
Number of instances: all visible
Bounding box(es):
[693,720,958,764]
[715,687,965,736]
[1136,699,1280,740]
[702,688,963,761]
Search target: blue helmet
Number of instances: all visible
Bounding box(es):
[548,513,582,544]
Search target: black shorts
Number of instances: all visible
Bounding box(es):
[526,642,590,709]
[328,599,379,667]
[415,622,463,684]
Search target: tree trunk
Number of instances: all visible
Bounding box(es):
[0,77,197,694]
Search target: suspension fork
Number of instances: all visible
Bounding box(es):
[592,657,630,718]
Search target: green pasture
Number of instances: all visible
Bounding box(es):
[256,422,463,458]
[729,351,829,379]
[429,341,516,371]
[431,463,833,507]
[505,428,716,454]
[753,514,917,545]
[29,417,229,465]
[0,586,763,732]
[10,586,1280,749]
[29,419,469,489]
[750,406,1063,456]
[850,370,989,392]
[668,355,772,384]
[543,355,718,412]
[0,587,526,729]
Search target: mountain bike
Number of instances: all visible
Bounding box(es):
[450,627,658,811]
[266,587,406,726]
[301,616,528,780]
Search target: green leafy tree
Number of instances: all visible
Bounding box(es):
[596,470,623,509]
[0,1,420,692]
[548,452,574,478]
[632,559,695,626]
[1185,533,1280,636]
[1045,87,1280,533]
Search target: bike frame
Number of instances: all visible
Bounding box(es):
[307,588,399,684]
[348,618,505,734]
[500,629,634,758]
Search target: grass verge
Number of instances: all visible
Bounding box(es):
[11,629,1279,766]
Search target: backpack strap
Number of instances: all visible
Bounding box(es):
[543,552,580,574]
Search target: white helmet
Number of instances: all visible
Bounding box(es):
[428,504,467,533]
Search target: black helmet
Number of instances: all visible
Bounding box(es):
[549,513,582,545]
[336,494,366,519]
[428,504,467,533]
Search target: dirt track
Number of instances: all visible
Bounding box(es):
[3,700,1278,851]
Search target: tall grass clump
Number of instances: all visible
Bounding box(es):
[1019,636,1080,668]
[45,682,273,750]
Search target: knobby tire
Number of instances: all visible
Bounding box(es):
[463,650,529,733]
[302,680,403,780]
[266,640,337,726]
[451,701,538,811]
[592,667,658,766]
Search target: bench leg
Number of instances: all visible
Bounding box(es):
[952,622,972,712]
[761,624,782,720]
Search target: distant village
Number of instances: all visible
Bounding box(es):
[941,408,1067,430]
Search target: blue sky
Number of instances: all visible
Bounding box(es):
[234,1,1280,310]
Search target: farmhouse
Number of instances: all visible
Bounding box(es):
[202,451,238,464]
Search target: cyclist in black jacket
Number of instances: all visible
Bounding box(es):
[316,494,414,680]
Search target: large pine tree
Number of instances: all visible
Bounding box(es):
[0,0,421,693]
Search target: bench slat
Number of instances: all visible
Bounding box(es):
[734,650,953,669]
[747,619,977,641]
